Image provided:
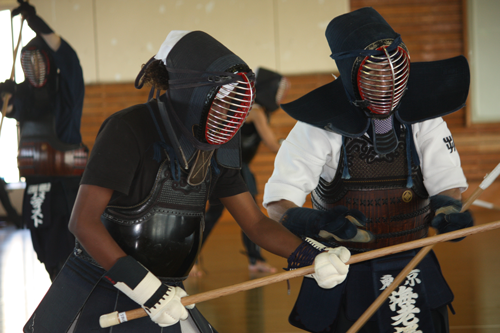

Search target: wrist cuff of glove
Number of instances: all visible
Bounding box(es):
[27,15,54,34]
[286,238,324,270]
[143,284,170,310]
[106,256,165,307]
[430,195,462,213]
[280,207,325,237]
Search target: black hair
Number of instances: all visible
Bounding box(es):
[141,60,169,90]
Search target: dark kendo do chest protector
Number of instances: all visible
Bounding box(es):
[77,157,211,279]
[312,129,431,253]
[289,130,453,333]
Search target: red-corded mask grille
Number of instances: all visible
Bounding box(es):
[205,72,255,145]
[357,45,410,115]
[21,47,50,88]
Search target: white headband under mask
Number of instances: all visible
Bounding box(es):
[154,30,192,65]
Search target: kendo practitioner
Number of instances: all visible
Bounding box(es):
[263,7,473,333]
[23,30,358,333]
[195,67,289,275]
[0,1,87,281]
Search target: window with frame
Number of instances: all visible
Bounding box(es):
[0,9,35,183]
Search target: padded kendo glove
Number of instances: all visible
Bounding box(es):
[11,1,54,34]
[0,80,16,109]
[280,206,374,243]
[430,195,473,242]
[287,237,350,289]
[106,256,195,327]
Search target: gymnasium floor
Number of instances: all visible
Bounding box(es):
[0,180,499,333]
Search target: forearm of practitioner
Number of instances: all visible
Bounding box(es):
[248,106,281,153]
[222,192,302,257]
[222,192,350,289]
[68,184,125,270]
[266,199,298,222]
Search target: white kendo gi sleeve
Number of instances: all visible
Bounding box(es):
[412,117,468,196]
[263,121,343,208]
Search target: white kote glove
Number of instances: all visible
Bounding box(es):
[146,286,192,327]
[304,238,351,289]
[106,256,195,327]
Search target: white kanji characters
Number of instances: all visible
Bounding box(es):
[28,183,51,228]
[405,269,421,287]
[389,286,420,325]
[443,136,456,153]
[380,274,394,290]
[380,269,423,332]
[394,324,422,333]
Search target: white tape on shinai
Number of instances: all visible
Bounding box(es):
[479,163,500,190]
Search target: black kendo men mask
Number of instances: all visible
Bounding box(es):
[136,31,255,184]
[280,7,470,155]
[254,67,289,114]
[20,36,58,110]
[326,7,410,154]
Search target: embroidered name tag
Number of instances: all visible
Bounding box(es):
[380,269,423,332]
[28,183,52,228]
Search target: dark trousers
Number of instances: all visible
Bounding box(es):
[23,176,80,281]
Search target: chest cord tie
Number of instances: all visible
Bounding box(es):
[405,125,420,188]
[341,136,351,180]
[146,102,181,182]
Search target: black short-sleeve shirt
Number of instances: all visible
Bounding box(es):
[81,100,248,206]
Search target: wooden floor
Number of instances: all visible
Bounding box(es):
[0,181,499,333]
[0,224,51,333]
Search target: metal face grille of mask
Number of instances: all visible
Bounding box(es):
[205,73,255,145]
[356,46,410,115]
[21,48,50,88]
